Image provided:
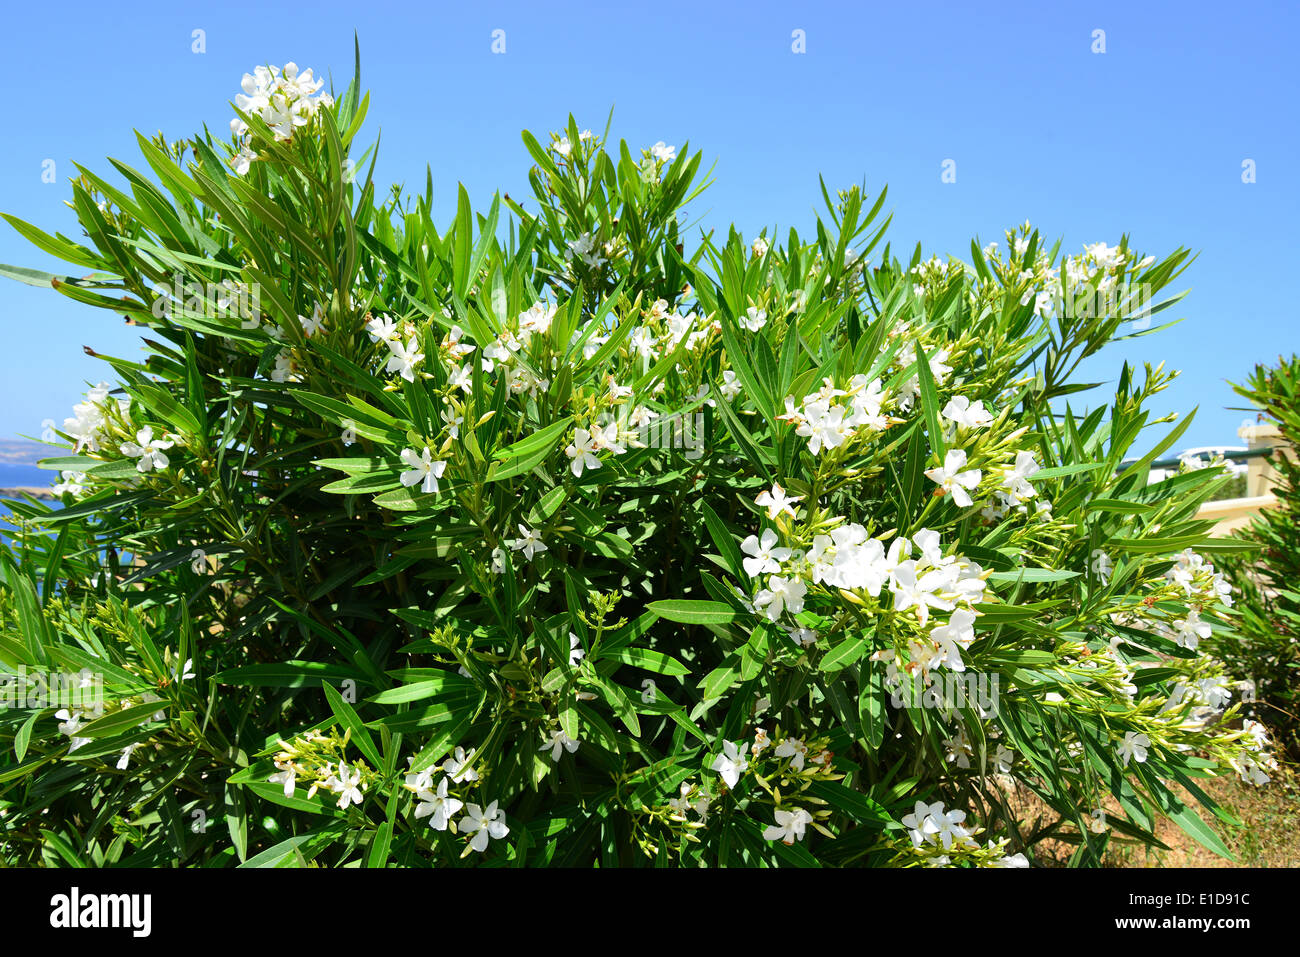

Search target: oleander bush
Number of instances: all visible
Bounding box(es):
[0,50,1278,867]
[1212,356,1300,761]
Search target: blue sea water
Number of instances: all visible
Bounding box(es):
[0,462,49,489]
[1,462,55,547]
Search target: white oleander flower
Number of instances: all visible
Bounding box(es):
[755,482,801,520]
[739,306,767,332]
[268,760,296,798]
[518,302,557,336]
[1169,610,1212,651]
[754,575,808,621]
[119,426,174,473]
[540,727,580,762]
[568,633,585,667]
[298,303,325,337]
[740,528,792,577]
[1091,549,1113,583]
[115,742,141,770]
[565,428,602,477]
[509,525,547,561]
[385,338,424,382]
[941,395,994,430]
[441,324,476,360]
[54,709,93,753]
[414,778,464,831]
[933,805,972,850]
[399,448,447,495]
[442,747,479,784]
[404,757,435,794]
[628,405,659,430]
[901,800,972,850]
[773,737,809,772]
[925,449,981,507]
[993,743,1015,774]
[929,609,978,672]
[710,739,749,789]
[763,807,813,845]
[1116,731,1150,766]
[567,232,606,268]
[650,141,676,163]
[889,563,956,627]
[329,761,364,809]
[51,471,88,496]
[458,801,509,852]
[366,314,398,342]
[439,407,463,439]
[666,782,695,817]
[447,364,474,393]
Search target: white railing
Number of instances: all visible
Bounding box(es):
[1198,424,1292,536]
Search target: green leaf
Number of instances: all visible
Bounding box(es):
[599,647,691,676]
[913,341,945,459]
[487,419,571,481]
[76,701,163,739]
[238,827,342,868]
[820,635,867,673]
[13,711,40,762]
[646,600,737,625]
[214,661,363,688]
[323,683,383,768]
[1168,802,1235,861]
[987,568,1081,583]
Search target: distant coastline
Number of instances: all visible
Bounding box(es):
[0,487,53,500]
[1,438,55,503]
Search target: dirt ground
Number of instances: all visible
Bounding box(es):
[1008,761,1300,867]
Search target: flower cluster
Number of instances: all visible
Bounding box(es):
[708,728,839,846]
[980,450,1042,520]
[737,487,990,679]
[230,63,334,174]
[1229,720,1279,786]
[1165,548,1234,608]
[400,746,511,853]
[897,800,1029,867]
[623,297,719,369]
[777,375,893,456]
[267,730,374,810]
[55,381,130,453]
[909,255,954,299]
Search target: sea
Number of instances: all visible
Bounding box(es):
[1,462,54,547]
[0,462,49,491]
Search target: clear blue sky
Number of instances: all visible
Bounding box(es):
[1,0,1295,456]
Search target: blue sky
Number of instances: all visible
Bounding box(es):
[1,0,1295,457]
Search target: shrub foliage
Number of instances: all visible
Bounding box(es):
[1213,356,1300,760]
[0,52,1275,867]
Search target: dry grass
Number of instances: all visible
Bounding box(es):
[999,760,1300,867]
[1103,764,1300,868]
